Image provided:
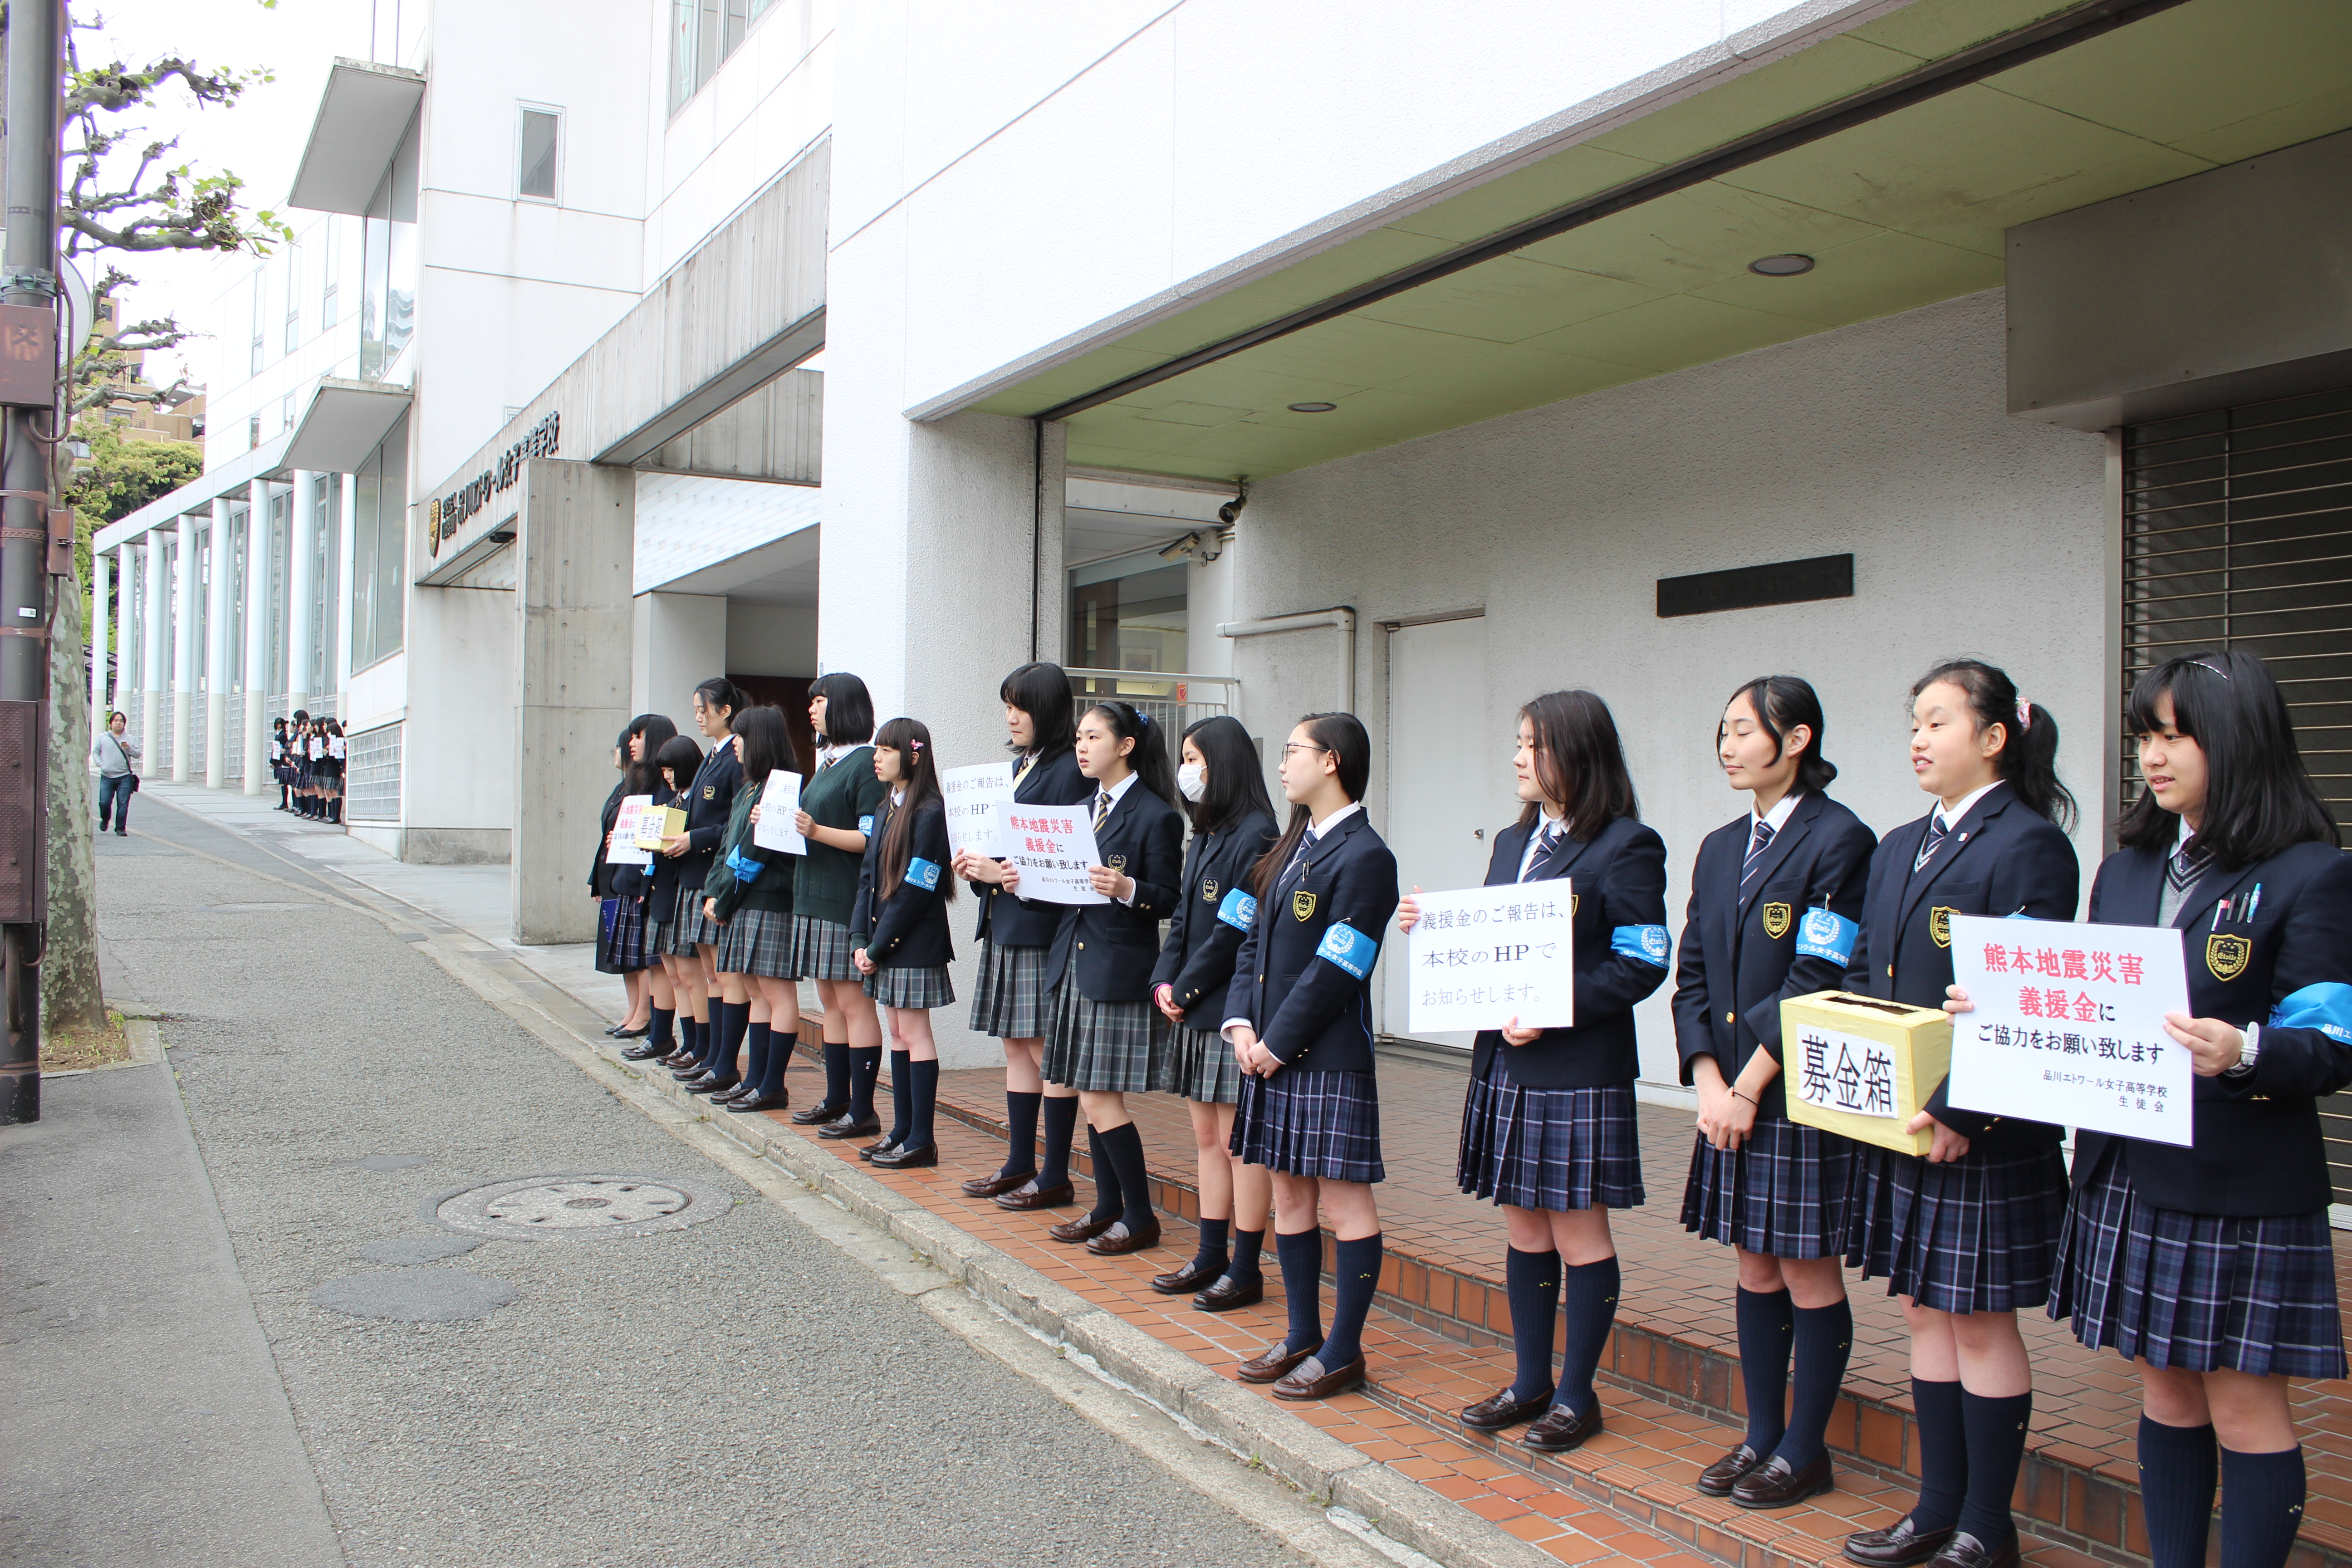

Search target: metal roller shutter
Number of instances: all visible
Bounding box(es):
[2123,385,2352,1206]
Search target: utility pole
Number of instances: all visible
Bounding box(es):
[0,0,65,1126]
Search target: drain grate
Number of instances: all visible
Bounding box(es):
[429,1173,730,1241]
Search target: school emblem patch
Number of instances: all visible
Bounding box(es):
[1930,906,1955,948]
[1202,878,1219,902]
[1570,894,1580,916]
[2207,933,2252,982]
[1293,890,1317,921]
[1107,854,1127,870]
[1761,902,1792,940]
[702,785,715,800]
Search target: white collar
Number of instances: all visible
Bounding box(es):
[1936,780,2003,832]
[1308,800,1362,838]
[891,787,905,807]
[1093,771,1139,810]
[1754,791,1803,835]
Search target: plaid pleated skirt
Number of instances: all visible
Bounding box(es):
[1681,1117,1857,1259]
[662,880,713,955]
[1040,983,1166,1093]
[970,940,1050,1039]
[867,963,955,1009]
[788,914,861,981]
[1156,1024,1245,1105]
[596,896,651,974]
[715,906,799,979]
[2050,1145,2346,1379]
[1231,1068,1384,1182]
[1457,1071,1645,1212]
[1845,1142,2069,1314]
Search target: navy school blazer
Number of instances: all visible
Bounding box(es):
[1044,781,1186,1003]
[1223,809,1401,1076]
[677,741,744,878]
[1842,781,2081,1154]
[644,784,693,910]
[1468,813,1671,1092]
[1152,808,1282,1025]
[2076,838,2352,1216]
[1671,794,1877,1119]
[851,795,957,970]
[970,749,1093,949]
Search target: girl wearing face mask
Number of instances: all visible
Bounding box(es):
[851,717,959,1167]
[1839,659,2079,1568]
[1149,715,1281,1309]
[2040,652,2348,1568]
[1671,676,1876,1509]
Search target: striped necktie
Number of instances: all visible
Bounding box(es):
[1740,818,1776,891]
[1281,827,1320,887]
[1093,790,1112,829]
[1912,815,1949,874]
[2168,837,2207,898]
[1524,824,1568,883]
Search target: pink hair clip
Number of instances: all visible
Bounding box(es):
[2015,701,2032,730]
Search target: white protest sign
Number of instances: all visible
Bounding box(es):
[1406,882,1575,1034]
[1004,804,1109,906]
[1948,914,2194,1147]
[942,761,1014,860]
[751,771,807,856]
[1791,1027,1903,1119]
[605,795,652,867]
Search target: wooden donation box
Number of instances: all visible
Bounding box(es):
[1779,991,1952,1156]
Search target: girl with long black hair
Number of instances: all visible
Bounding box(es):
[593,724,641,1023]
[1840,659,2080,1568]
[704,705,803,1114]
[1404,691,1669,1451]
[1149,714,1281,1308]
[2033,651,2349,1568]
[1672,676,1877,1507]
[668,679,747,1093]
[951,662,1095,1211]
[851,716,959,1168]
[1025,700,1185,1253]
[617,714,682,1062]
[769,672,888,1136]
[1227,712,1400,1401]
[646,733,712,1074]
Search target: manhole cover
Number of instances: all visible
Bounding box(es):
[429,1173,730,1241]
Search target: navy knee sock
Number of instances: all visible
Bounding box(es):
[1000,1089,1042,1179]
[847,1045,881,1120]
[711,1001,748,1080]
[1553,1255,1620,1418]
[1230,1226,1265,1282]
[648,1007,675,1051]
[1779,1298,1852,1466]
[1192,1216,1231,1277]
[1037,1095,1080,1190]
[2138,1417,2218,1568]
[1955,1389,2032,1547]
[2220,1445,2305,1568]
[1505,1248,1563,1404]
[885,1049,911,1143]
[742,1020,771,1089]
[1908,1378,1967,1533]
[1098,1120,1154,1230]
[820,1040,849,1110]
[907,1057,938,1149]
[1084,1126,1122,1222]
[1735,1287,1794,1453]
[1316,1233,1382,1371]
[757,1022,793,1098]
[1275,1228,1324,1356]
[682,1014,705,1062]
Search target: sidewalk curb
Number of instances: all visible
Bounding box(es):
[609,1050,1568,1568]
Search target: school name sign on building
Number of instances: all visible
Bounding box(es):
[1948,914,2194,1147]
[1407,883,1575,1034]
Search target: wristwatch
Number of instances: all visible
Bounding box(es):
[2224,1023,2261,1078]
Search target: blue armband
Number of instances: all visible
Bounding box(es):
[1794,908,1858,966]
[726,847,762,885]
[2270,983,2352,1045]
[1216,888,1257,932]
[1314,921,1377,979]
[906,856,942,891]
[1611,924,1671,967]
[858,814,876,836]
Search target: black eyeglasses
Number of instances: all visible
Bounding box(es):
[1280,742,1330,760]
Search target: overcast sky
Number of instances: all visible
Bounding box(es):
[74,0,376,385]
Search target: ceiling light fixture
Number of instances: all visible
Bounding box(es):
[1747,253,1815,276]
[1286,401,1338,413]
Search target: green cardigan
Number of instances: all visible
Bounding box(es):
[793,746,887,926]
[703,778,796,920]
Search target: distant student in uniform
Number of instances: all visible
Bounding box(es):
[1841,660,2079,1568]
[2038,652,2349,1568]
[1671,676,1875,1509]
[1403,690,1669,1454]
[666,679,746,1091]
[647,733,714,1075]
[617,714,683,1061]
[851,717,959,1167]
[701,705,802,1113]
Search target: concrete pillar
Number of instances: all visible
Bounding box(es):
[286,470,318,718]
[204,496,234,786]
[89,548,110,734]
[332,472,356,706]
[171,513,196,781]
[512,458,632,945]
[242,480,274,794]
[141,534,165,773]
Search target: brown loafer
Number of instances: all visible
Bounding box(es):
[1273,1354,1365,1401]
[1460,1386,1553,1432]
[1732,1451,1833,1510]
[1150,1256,1222,1295]
[1046,1211,1118,1245]
[1086,1219,1162,1255]
[1235,1342,1316,1384]
[993,1180,1075,1211]
[1843,1518,1957,1568]
[1522,1400,1603,1453]
[1193,1273,1264,1313]
[1696,1442,1767,1497]
[1921,1533,2016,1568]
[961,1169,1036,1198]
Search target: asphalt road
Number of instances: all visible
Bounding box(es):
[1,802,1305,1568]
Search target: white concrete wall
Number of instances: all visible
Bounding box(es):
[401,584,519,860]
[1224,289,2111,1090]
[632,592,730,724]
[725,605,818,675]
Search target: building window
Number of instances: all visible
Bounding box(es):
[360,117,419,382]
[247,412,260,450]
[349,412,408,670]
[344,721,402,823]
[1068,555,1188,676]
[320,217,340,331]
[518,107,560,202]
[283,237,301,352]
[249,270,265,374]
[668,0,774,115]
[281,392,296,433]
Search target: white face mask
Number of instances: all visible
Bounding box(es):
[1177,762,1206,802]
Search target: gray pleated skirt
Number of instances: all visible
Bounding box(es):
[1040,983,1166,1093]
[970,940,1051,1040]
[1156,1023,1245,1105]
[715,906,799,980]
[866,964,955,1009]
[788,914,861,981]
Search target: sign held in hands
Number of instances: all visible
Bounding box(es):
[942,761,1014,861]
[1406,882,1575,1034]
[605,795,653,867]
[1004,805,1109,906]
[751,771,807,856]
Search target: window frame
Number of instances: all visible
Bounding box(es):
[516,103,564,206]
